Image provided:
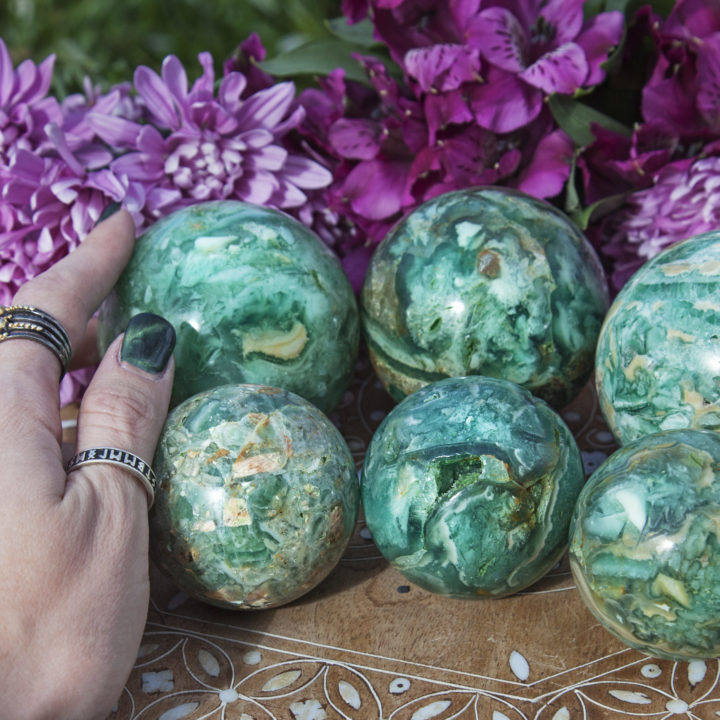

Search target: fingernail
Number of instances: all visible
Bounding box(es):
[98,202,121,224]
[121,313,175,374]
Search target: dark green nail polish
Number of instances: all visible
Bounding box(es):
[121,313,175,374]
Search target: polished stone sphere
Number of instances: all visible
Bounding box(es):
[569,429,720,660]
[595,230,720,445]
[361,375,585,598]
[360,187,609,409]
[150,384,360,609]
[97,200,359,412]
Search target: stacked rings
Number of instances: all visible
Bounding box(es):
[65,447,156,509]
[0,305,72,377]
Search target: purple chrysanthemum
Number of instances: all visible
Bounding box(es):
[87,52,332,230]
[601,147,720,290]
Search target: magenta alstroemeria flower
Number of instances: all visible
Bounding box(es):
[468,0,623,131]
[87,52,332,228]
[641,0,720,137]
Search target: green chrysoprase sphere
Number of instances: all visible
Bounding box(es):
[361,376,585,598]
[97,200,359,412]
[595,231,720,445]
[360,187,609,409]
[150,384,360,609]
[569,429,720,660]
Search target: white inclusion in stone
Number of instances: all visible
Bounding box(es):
[389,677,411,694]
[359,527,373,540]
[641,663,662,678]
[142,669,174,693]
[666,699,689,714]
[509,650,530,682]
[492,711,512,720]
[551,709,570,720]
[242,650,262,665]
[563,411,581,423]
[688,659,707,686]
[218,688,239,704]
[614,488,646,531]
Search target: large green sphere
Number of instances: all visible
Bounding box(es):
[97,200,359,412]
[361,376,585,598]
[150,384,360,609]
[360,187,609,408]
[569,429,720,660]
[595,230,720,445]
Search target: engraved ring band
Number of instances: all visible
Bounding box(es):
[65,447,156,509]
[0,304,72,378]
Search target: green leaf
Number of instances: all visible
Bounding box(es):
[572,193,631,230]
[259,38,371,84]
[549,94,632,148]
[326,16,377,47]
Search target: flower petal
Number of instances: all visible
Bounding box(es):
[343,158,408,220]
[576,11,624,86]
[281,155,332,189]
[0,38,15,107]
[86,112,142,147]
[404,44,480,93]
[161,55,189,107]
[473,8,528,73]
[470,69,542,132]
[237,82,296,130]
[515,129,574,198]
[329,118,381,160]
[540,0,584,45]
[697,33,720,132]
[520,42,588,95]
[134,64,180,129]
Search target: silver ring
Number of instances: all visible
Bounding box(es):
[0,304,72,378]
[65,447,156,509]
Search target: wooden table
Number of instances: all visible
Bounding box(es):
[65,356,720,719]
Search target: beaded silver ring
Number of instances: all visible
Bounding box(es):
[0,304,72,378]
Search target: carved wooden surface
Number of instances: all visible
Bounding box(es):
[63,357,720,720]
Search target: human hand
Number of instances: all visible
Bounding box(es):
[0,210,175,719]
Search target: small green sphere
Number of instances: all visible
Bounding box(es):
[97,200,359,412]
[569,429,720,660]
[150,384,360,610]
[360,187,608,408]
[595,230,720,445]
[361,375,585,598]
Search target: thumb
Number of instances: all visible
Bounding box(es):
[69,313,175,509]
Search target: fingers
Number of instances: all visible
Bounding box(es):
[0,210,137,502]
[67,314,175,510]
[3,210,135,403]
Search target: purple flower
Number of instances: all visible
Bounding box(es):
[641,0,720,138]
[468,0,624,131]
[599,145,720,291]
[87,52,332,229]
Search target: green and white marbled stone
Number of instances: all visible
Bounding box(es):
[595,230,720,445]
[569,429,720,660]
[97,200,359,412]
[361,187,609,409]
[150,384,360,609]
[361,375,585,598]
